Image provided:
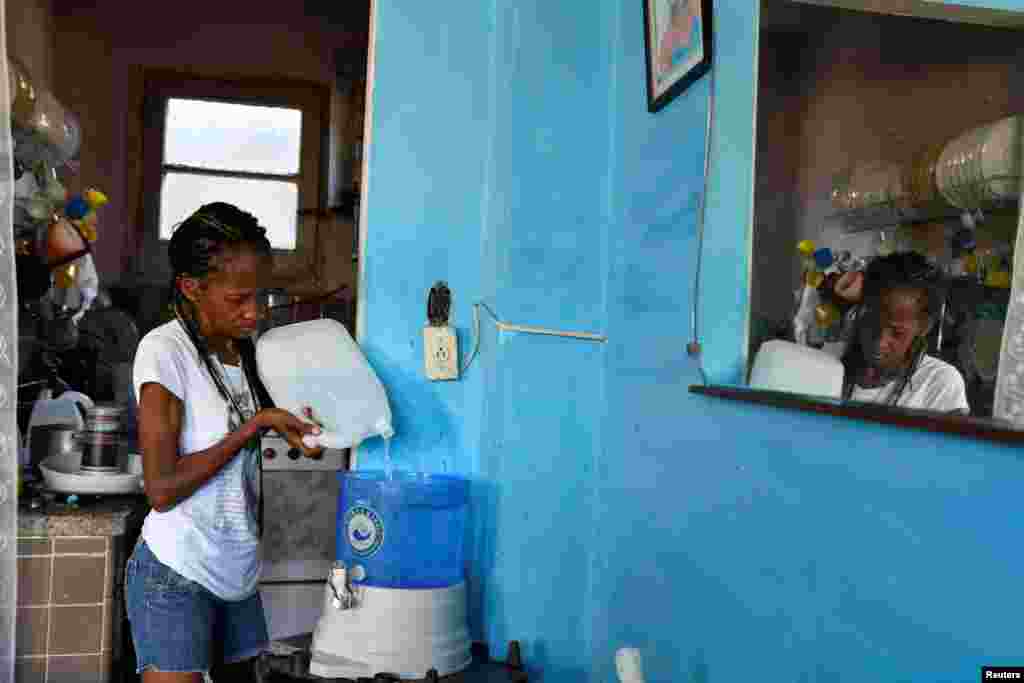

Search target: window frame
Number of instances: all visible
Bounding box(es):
[138,71,330,285]
[690,0,1024,443]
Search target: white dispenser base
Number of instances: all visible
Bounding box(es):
[309,581,471,680]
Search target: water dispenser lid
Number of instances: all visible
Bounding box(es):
[256,319,394,450]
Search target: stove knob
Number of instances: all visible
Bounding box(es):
[287,447,302,460]
[262,447,276,460]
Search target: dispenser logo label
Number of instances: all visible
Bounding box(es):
[346,505,384,557]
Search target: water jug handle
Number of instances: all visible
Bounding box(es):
[303,432,333,449]
[302,431,354,450]
[375,418,394,440]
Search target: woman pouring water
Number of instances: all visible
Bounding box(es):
[126,203,322,682]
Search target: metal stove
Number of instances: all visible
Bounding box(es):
[259,433,348,641]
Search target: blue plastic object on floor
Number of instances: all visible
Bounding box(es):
[336,470,469,588]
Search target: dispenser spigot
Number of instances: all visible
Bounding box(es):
[328,562,358,610]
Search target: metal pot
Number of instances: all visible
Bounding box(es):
[83,403,125,433]
[265,289,297,310]
[76,430,120,472]
[29,424,77,470]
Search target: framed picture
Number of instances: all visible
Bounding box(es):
[643,0,714,112]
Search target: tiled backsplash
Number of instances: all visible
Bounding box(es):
[16,536,115,683]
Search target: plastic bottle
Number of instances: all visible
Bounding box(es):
[616,648,645,683]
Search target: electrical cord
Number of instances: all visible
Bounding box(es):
[458,302,490,375]
[688,64,716,386]
[460,302,606,375]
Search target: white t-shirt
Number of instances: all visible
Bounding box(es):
[133,320,262,601]
[849,355,969,413]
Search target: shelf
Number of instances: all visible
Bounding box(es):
[828,199,1019,234]
[828,204,964,234]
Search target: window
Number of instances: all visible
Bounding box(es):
[159,99,302,249]
[139,73,329,282]
[744,1,1024,421]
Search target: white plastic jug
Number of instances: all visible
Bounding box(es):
[256,319,394,450]
[749,340,844,399]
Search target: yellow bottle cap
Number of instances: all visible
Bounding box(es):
[815,302,840,327]
[985,271,1011,289]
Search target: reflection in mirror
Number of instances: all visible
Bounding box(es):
[749,0,1024,419]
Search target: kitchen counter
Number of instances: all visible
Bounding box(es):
[17,492,149,683]
[18,493,149,537]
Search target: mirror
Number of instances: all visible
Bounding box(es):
[749,0,1024,419]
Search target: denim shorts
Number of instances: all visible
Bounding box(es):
[125,540,269,674]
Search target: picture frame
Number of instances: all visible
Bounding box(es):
[643,0,714,112]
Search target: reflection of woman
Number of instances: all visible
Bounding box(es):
[836,252,969,413]
[657,0,700,80]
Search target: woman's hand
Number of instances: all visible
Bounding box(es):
[834,271,864,303]
[257,408,323,458]
[139,382,275,512]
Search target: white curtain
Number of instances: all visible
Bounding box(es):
[0,0,16,678]
[993,136,1024,423]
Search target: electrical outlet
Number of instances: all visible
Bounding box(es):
[424,325,459,381]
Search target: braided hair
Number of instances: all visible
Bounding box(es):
[168,202,274,417]
[841,251,944,406]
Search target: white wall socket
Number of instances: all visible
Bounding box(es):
[423,325,459,381]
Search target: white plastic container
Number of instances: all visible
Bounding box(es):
[749,340,844,399]
[256,319,394,450]
[309,581,471,679]
[616,648,645,683]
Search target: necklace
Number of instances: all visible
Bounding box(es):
[214,355,255,426]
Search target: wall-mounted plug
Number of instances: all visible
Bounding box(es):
[424,281,459,381]
[424,325,459,380]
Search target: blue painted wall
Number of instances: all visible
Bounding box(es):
[360,0,1024,681]
[359,3,611,676]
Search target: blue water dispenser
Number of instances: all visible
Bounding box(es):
[310,470,472,679]
[256,320,472,679]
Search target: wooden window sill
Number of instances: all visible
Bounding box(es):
[689,384,1024,446]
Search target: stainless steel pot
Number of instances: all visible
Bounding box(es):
[261,289,300,332]
[76,430,120,472]
[265,289,297,310]
[29,425,77,470]
[83,403,125,433]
